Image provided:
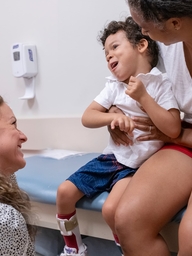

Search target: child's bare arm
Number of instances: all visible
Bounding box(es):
[82,101,135,135]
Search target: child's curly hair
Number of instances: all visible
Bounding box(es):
[98,16,159,68]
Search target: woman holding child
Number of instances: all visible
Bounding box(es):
[112,1,192,256]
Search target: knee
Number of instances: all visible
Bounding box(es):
[57,182,72,205]
[179,220,192,256]
[114,199,147,239]
[114,205,132,238]
[102,200,116,225]
[114,205,140,253]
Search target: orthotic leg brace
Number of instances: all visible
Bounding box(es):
[56,214,85,254]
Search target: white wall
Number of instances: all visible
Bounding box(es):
[0,0,129,118]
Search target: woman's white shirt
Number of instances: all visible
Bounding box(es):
[158,42,192,123]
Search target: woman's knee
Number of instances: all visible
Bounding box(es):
[102,200,116,225]
[115,199,139,237]
[178,216,192,256]
[115,197,157,239]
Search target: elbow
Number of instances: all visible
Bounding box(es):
[81,114,92,128]
[81,115,88,127]
[168,126,181,139]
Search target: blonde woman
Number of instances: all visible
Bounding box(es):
[0,95,35,255]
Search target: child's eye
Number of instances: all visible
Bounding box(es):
[113,44,118,49]
[12,120,17,127]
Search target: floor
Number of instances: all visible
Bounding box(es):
[35,239,178,256]
[35,236,120,256]
[36,253,177,256]
[34,227,178,256]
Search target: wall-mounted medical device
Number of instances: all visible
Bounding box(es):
[11,43,38,100]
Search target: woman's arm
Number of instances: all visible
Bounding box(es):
[132,116,173,142]
[171,128,192,148]
[133,116,192,148]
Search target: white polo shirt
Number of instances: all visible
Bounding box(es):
[94,67,179,168]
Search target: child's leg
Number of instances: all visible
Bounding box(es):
[178,191,192,256]
[56,180,87,255]
[102,176,132,255]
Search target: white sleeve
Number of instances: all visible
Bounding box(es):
[0,203,35,256]
[94,80,117,109]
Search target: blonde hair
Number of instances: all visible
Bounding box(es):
[0,174,36,240]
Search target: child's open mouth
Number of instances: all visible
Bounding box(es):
[111,61,118,70]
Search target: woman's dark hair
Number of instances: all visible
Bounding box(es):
[98,16,159,68]
[128,0,192,24]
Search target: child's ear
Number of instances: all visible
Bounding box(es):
[137,39,148,53]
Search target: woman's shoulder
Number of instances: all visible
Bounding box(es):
[0,202,28,240]
[0,202,35,255]
[0,202,25,224]
[157,42,184,72]
[158,41,183,56]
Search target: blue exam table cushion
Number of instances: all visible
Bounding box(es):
[15,153,186,221]
[16,153,108,211]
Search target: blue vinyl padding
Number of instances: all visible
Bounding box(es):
[15,153,186,220]
[16,153,108,211]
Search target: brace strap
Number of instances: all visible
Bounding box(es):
[65,215,78,231]
[57,214,78,235]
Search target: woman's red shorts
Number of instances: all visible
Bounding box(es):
[161,121,192,158]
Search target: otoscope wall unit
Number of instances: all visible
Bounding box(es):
[11,43,38,100]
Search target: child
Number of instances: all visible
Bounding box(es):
[56,16,180,256]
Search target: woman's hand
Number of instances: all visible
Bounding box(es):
[108,125,133,146]
[108,106,176,144]
[132,116,172,143]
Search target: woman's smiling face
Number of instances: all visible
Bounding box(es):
[0,103,27,175]
[130,8,181,45]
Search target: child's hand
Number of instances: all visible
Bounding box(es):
[126,76,147,102]
[111,114,135,137]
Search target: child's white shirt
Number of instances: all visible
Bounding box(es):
[94,67,179,168]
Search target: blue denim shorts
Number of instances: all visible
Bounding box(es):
[67,154,138,198]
